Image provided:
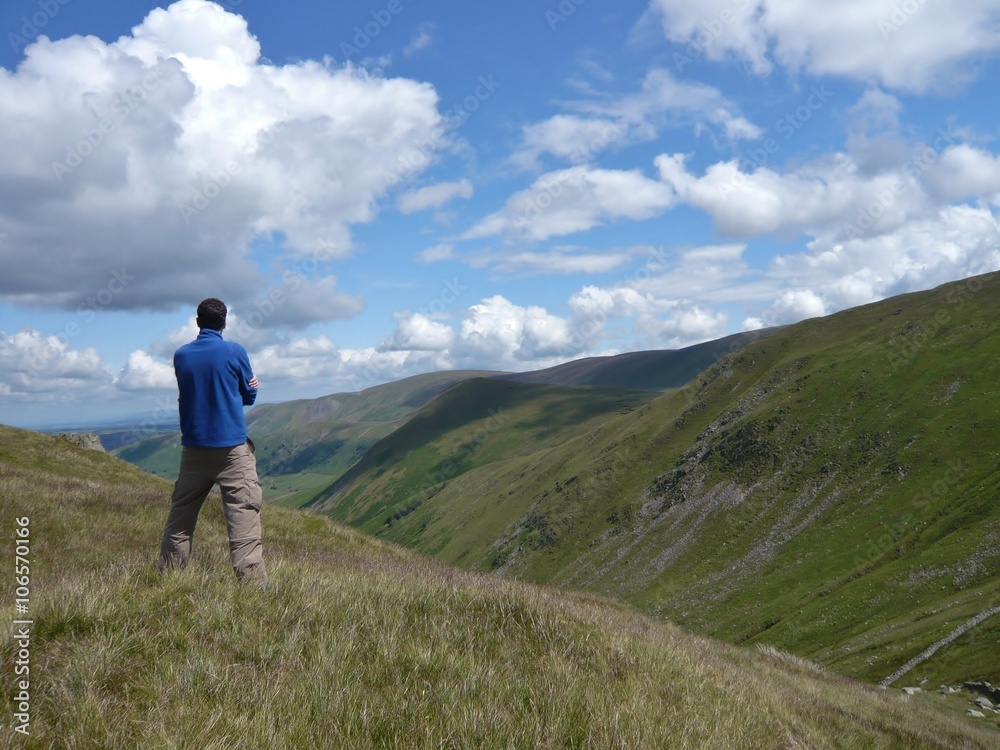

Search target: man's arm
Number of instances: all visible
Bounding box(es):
[236,349,258,406]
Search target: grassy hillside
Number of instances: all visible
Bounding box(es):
[310,272,1000,687]
[1,424,997,748]
[116,333,769,506]
[311,378,651,541]
[116,370,500,505]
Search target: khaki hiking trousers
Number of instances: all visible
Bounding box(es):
[159,438,267,587]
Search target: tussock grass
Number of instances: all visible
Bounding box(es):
[1,425,998,748]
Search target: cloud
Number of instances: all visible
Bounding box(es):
[649,0,1000,91]
[640,305,730,345]
[250,335,451,393]
[512,115,628,170]
[398,179,473,213]
[512,67,761,169]
[229,277,365,332]
[383,312,456,351]
[924,144,1000,203]
[0,0,444,322]
[116,350,175,391]
[455,295,577,363]
[655,151,930,239]
[418,244,455,263]
[473,246,637,275]
[567,278,730,349]
[771,204,1000,302]
[403,22,436,57]
[0,329,113,397]
[463,165,676,241]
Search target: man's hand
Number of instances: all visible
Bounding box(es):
[249,375,259,390]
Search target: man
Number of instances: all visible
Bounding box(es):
[159,298,267,588]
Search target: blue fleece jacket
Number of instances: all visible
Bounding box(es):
[174,329,257,448]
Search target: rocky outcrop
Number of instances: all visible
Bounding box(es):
[59,433,106,452]
[964,681,1000,703]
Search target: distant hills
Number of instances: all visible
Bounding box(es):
[115,369,500,501]
[117,331,767,505]
[2,424,997,747]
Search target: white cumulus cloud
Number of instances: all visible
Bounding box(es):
[0,0,444,323]
[649,0,1000,91]
[398,179,474,214]
[463,165,676,241]
[0,329,113,397]
[116,350,175,391]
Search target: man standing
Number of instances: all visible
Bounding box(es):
[159,298,267,588]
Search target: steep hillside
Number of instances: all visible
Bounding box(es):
[117,333,769,506]
[311,378,651,539]
[116,369,500,504]
[1,424,997,748]
[310,272,1000,686]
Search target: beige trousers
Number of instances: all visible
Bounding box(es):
[159,438,267,586]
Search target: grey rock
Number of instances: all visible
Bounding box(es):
[966,709,986,718]
[58,433,106,452]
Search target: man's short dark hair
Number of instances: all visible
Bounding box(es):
[196,298,227,331]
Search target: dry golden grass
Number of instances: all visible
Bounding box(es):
[1,425,998,748]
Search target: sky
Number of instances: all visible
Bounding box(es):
[2,0,1000,427]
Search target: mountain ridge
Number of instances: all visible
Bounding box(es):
[117,332,770,505]
[306,271,1000,686]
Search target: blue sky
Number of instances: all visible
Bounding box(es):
[2,0,1000,427]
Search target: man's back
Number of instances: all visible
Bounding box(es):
[160,298,267,588]
[174,329,256,448]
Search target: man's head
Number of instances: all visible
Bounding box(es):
[196,298,227,332]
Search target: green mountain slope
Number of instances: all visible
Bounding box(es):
[116,369,500,504]
[1,424,997,748]
[117,332,768,506]
[309,272,1000,686]
[310,378,652,544]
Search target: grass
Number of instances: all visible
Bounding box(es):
[304,272,1000,687]
[2,425,998,748]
